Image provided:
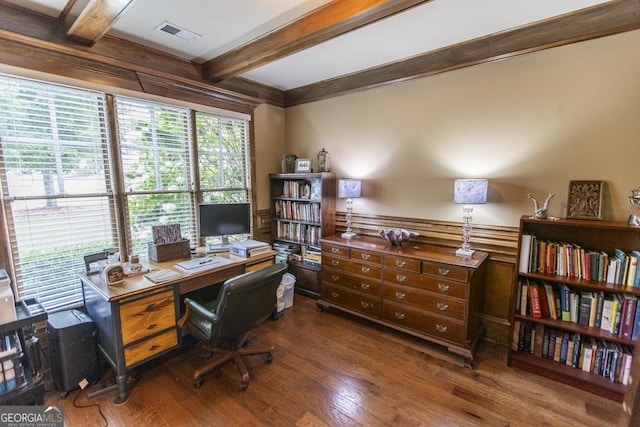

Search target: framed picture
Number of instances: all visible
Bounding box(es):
[295,158,312,173]
[566,180,605,220]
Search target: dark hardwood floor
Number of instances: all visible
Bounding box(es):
[45,294,622,426]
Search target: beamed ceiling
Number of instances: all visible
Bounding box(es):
[0,0,638,111]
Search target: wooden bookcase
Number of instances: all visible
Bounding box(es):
[269,172,335,296]
[508,215,640,401]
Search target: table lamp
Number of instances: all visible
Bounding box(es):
[338,179,362,239]
[453,178,488,257]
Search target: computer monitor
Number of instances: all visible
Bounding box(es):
[198,203,251,250]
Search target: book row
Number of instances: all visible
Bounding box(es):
[275,221,322,246]
[280,179,321,200]
[513,320,633,385]
[518,233,640,286]
[274,200,321,223]
[517,279,640,341]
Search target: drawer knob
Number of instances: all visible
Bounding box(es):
[360,301,373,309]
[394,311,405,320]
[331,274,340,282]
[395,291,406,300]
[360,283,370,290]
[331,291,340,298]
[437,283,450,293]
[396,274,406,283]
[149,344,160,351]
[436,302,449,311]
[361,253,370,260]
[436,324,448,333]
[331,247,340,254]
[438,267,450,276]
[147,323,158,330]
[361,266,371,274]
[332,259,340,266]
[395,260,406,268]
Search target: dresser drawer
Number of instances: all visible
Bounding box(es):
[322,284,381,318]
[383,255,420,272]
[124,328,178,367]
[323,267,381,296]
[383,268,422,287]
[324,254,382,279]
[120,288,176,346]
[384,283,465,320]
[351,249,382,264]
[422,261,468,282]
[419,276,468,299]
[382,301,465,344]
[322,244,349,258]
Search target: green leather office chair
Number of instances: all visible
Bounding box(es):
[177,262,287,390]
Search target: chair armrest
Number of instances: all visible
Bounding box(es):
[183,298,220,323]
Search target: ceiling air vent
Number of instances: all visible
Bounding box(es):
[156,21,201,43]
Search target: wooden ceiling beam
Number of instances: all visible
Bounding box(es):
[64,0,135,45]
[202,0,433,82]
[284,0,640,107]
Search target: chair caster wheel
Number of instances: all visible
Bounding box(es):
[194,377,204,388]
[240,381,248,391]
[59,391,68,399]
[266,353,273,363]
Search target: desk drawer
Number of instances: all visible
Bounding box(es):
[322,244,349,258]
[351,249,382,264]
[120,288,176,346]
[124,329,178,367]
[322,284,381,318]
[382,301,465,344]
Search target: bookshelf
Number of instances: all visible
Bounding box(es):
[270,172,336,296]
[508,215,640,401]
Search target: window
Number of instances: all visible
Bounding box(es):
[115,97,194,257]
[196,112,251,245]
[0,75,116,311]
[0,75,252,312]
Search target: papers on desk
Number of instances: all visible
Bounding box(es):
[145,269,184,283]
[174,256,233,274]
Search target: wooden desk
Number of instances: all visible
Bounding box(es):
[79,251,276,404]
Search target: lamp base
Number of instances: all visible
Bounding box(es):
[455,248,475,258]
[341,231,357,239]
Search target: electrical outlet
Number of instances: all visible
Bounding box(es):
[79,378,89,390]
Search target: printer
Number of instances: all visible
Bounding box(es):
[0,269,17,325]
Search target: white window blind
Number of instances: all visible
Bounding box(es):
[0,75,115,312]
[115,97,195,257]
[196,112,251,245]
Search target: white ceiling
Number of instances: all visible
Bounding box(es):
[9,0,611,91]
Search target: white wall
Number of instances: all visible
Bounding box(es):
[282,30,640,228]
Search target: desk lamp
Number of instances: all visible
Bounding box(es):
[453,178,488,257]
[338,179,362,239]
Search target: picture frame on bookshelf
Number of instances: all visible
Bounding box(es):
[295,158,312,173]
[567,180,605,220]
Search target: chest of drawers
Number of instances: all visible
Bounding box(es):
[319,235,487,367]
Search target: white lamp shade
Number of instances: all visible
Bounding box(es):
[338,179,362,199]
[454,179,488,204]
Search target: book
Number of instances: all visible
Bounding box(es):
[538,283,550,318]
[533,323,545,358]
[520,282,529,316]
[528,283,542,318]
[632,298,640,341]
[621,347,633,385]
[600,296,616,333]
[578,291,592,326]
[581,339,594,372]
[559,333,569,364]
[588,292,598,327]
[614,248,628,285]
[543,282,558,320]
[632,250,640,287]
[571,333,582,368]
[618,295,637,340]
[559,285,571,322]
[519,234,533,273]
[626,253,638,287]
[594,291,605,329]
